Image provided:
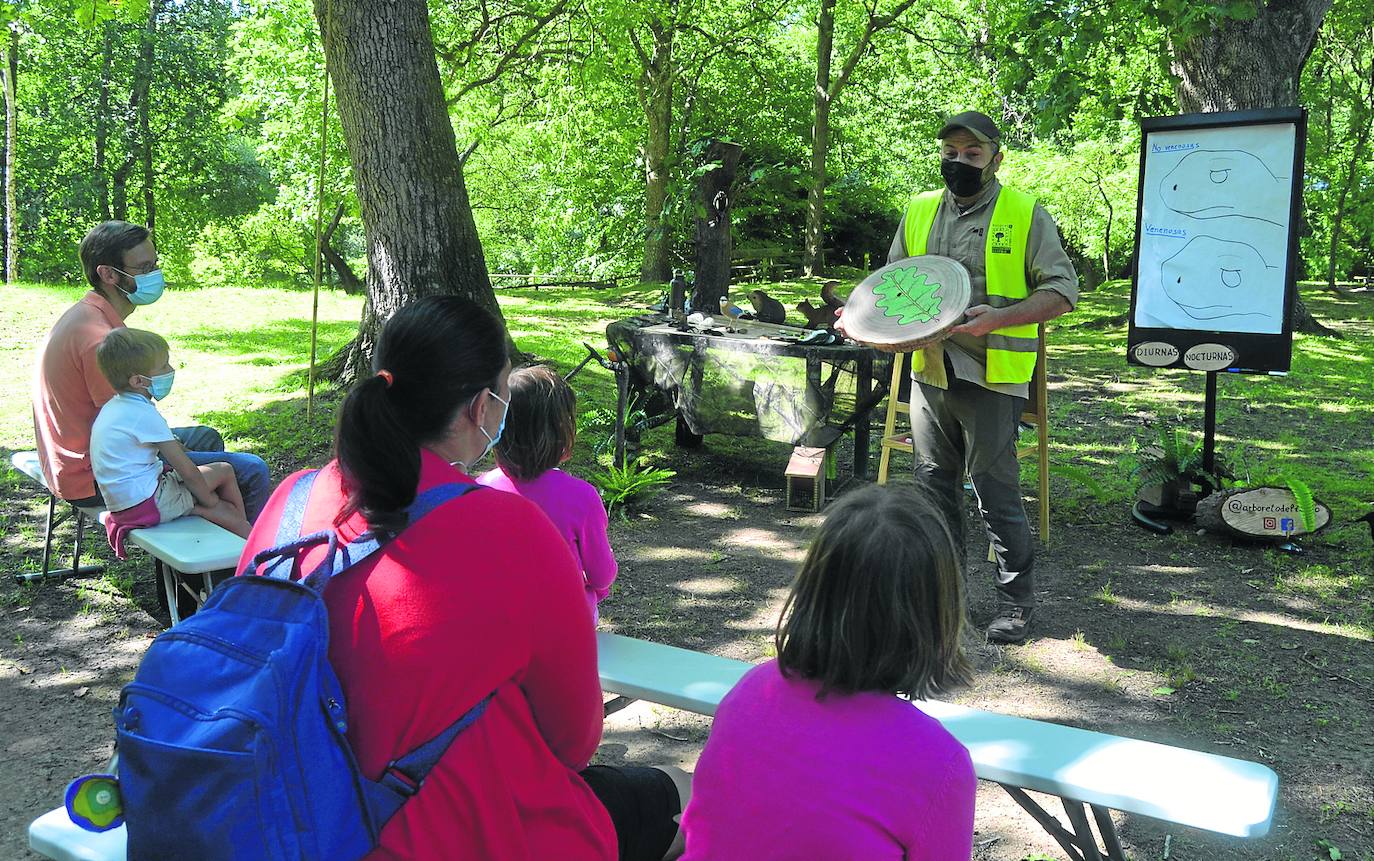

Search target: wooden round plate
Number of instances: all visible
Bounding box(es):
[842,255,971,352]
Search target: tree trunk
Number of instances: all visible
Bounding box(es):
[637,19,673,285]
[804,0,835,277]
[1169,0,1332,113]
[95,22,113,221]
[1168,0,1338,335]
[321,202,364,295]
[138,1,159,238]
[2,23,17,283]
[316,0,505,382]
[690,139,743,314]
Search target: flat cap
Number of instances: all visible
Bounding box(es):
[937,111,1001,144]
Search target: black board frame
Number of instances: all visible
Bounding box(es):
[1127,107,1307,374]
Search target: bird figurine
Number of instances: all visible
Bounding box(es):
[749,289,787,325]
[719,296,753,320]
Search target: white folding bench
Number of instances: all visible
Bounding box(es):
[28,807,125,861]
[596,633,1278,861]
[120,516,246,626]
[10,451,106,584]
[27,633,1277,861]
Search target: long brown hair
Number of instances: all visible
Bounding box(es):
[334,296,506,533]
[493,364,577,481]
[776,484,972,700]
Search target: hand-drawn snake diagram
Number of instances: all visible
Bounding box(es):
[1136,124,1296,335]
[1161,235,1277,322]
[1159,149,1289,228]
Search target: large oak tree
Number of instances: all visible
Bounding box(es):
[315,0,506,380]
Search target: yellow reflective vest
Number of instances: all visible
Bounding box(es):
[902,186,1039,384]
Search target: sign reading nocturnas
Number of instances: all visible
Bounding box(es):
[1128,108,1306,374]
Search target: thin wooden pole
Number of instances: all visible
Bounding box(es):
[307,3,331,423]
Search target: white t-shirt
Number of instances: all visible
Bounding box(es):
[90,392,176,512]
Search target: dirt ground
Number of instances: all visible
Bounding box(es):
[2,431,1372,859]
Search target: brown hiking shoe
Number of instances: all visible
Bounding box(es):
[987,604,1035,644]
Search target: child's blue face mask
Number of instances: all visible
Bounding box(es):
[147,369,175,400]
[112,267,166,306]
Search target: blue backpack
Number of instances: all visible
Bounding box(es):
[109,471,489,860]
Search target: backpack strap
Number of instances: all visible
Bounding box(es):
[374,691,497,812]
[245,476,482,591]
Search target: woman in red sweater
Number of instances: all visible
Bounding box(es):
[238,297,686,860]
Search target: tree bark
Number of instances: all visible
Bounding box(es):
[1168,0,1338,335]
[636,18,674,285]
[316,0,506,382]
[804,0,835,277]
[690,139,743,314]
[1169,0,1332,113]
[3,23,17,283]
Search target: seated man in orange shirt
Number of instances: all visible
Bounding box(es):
[31,220,270,519]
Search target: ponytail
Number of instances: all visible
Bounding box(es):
[334,296,507,532]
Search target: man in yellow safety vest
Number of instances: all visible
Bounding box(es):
[888,111,1078,644]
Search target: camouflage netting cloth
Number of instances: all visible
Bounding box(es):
[607,315,887,445]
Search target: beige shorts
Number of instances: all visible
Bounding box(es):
[153,470,196,522]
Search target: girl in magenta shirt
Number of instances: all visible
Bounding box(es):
[479,364,617,619]
[680,485,977,860]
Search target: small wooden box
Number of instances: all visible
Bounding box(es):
[785,446,828,512]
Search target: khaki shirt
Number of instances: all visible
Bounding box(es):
[887,179,1078,398]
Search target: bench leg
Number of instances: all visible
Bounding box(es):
[15,498,104,584]
[603,695,637,718]
[1000,785,1126,861]
[159,560,183,626]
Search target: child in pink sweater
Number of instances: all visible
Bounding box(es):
[679,484,977,860]
[479,365,617,620]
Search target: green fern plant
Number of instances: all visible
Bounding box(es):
[1047,463,1110,502]
[592,460,676,518]
[1130,426,1215,492]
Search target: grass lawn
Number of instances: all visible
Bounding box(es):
[2,277,1373,860]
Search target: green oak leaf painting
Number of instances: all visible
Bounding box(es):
[874,268,944,325]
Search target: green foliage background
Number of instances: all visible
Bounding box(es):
[3,0,1372,289]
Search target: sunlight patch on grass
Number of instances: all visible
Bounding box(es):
[1105,594,1374,641]
[674,577,743,596]
[637,546,714,563]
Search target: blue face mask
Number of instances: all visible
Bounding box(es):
[113,267,166,306]
[147,369,175,400]
[476,390,510,465]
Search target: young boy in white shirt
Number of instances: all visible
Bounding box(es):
[92,328,252,557]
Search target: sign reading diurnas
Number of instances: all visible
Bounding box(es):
[1131,342,1180,367]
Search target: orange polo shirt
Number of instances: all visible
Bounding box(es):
[32,291,124,500]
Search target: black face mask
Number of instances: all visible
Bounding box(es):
[940,158,988,198]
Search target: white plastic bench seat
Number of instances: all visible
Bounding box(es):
[28,806,125,861]
[123,516,246,625]
[124,516,244,575]
[10,451,106,583]
[597,632,1277,858]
